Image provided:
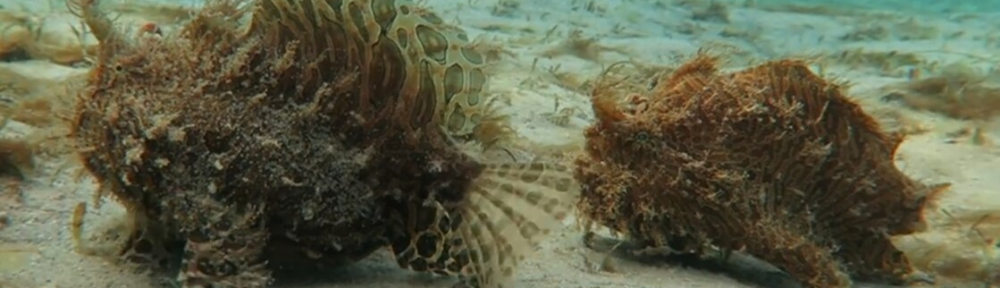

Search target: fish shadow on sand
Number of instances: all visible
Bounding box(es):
[584,234,908,288]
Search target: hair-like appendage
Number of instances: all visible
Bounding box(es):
[589,65,630,126]
[66,0,116,43]
[249,0,494,142]
[72,0,574,287]
[652,52,718,97]
[575,54,946,288]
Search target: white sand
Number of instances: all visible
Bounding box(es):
[1,0,998,287]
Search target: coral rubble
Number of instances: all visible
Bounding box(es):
[574,53,947,288]
[69,0,577,287]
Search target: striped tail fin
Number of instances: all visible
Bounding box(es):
[453,161,578,287]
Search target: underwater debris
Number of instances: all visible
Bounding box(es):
[820,48,925,76]
[840,24,890,42]
[718,25,761,42]
[540,29,622,63]
[544,63,593,93]
[490,0,521,18]
[840,19,940,42]
[882,64,1000,121]
[467,38,516,63]
[542,103,581,127]
[70,0,577,287]
[574,53,947,288]
[689,1,730,23]
[892,18,940,41]
[751,2,858,17]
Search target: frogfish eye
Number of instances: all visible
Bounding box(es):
[633,131,649,142]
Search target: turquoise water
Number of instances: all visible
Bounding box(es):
[760,0,1000,14]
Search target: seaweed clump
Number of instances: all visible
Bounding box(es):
[882,64,1000,121]
[69,0,577,287]
[574,54,947,288]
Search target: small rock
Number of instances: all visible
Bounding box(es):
[0,211,8,230]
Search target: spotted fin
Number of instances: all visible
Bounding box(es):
[453,161,578,288]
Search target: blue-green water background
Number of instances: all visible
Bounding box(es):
[763,0,1000,14]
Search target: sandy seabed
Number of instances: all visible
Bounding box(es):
[1,0,998,287]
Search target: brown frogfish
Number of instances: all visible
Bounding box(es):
[69,0,577,287]
[574,54,947,288]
